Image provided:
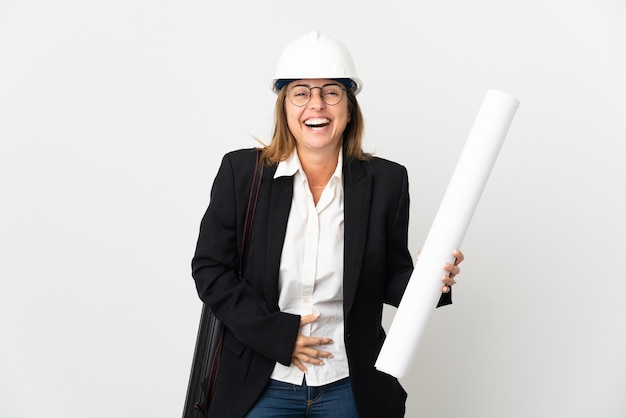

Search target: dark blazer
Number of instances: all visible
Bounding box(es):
[192,148,451,418]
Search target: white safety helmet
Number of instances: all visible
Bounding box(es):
[271,30,363,95]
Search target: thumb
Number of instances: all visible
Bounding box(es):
[300,312,320,326]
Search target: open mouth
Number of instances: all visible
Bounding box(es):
[304,118,330,129]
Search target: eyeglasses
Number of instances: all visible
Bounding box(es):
[287,84,346,107]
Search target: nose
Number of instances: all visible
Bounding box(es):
[308,87,325,110]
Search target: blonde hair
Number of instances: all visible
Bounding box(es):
[261,86,371,165]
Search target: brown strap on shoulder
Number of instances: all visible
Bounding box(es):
[239,148,264,278]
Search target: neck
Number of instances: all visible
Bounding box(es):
[296,146,341,187]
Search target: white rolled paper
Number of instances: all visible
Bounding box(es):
[375,89,520,378]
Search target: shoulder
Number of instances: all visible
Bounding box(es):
[215,148,277,194]
[216,148,265,176]
[348,156,408,179]
[222,148,260,165]
[209,148,264,192]
[367,156,407,172]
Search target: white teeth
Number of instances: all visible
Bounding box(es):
[305,118,330,126]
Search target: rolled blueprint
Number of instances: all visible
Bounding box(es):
[375,89,520,378]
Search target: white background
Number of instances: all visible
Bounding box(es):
[1,1,624,417]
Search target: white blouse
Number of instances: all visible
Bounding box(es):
[270,149,349,386]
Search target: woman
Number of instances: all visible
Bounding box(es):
[192,31,463,418]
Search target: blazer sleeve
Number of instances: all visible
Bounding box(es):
[383,164,452,308]
[191,151,300,366]
[381,164,414,306]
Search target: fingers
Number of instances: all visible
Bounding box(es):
[444,249,463,277]
[453,249,465,264]
[292,337,333,372]
[442,249,463,293]
[441,276,456,293]
[292,319,334,372]
[293,357,307,373]
[294,334,333,356]
[292,347,332,373]
[442,265,458,292]
[294,344,333,363]
[298,314,332,347]
[295,334,333,348]
[443,262,461,278]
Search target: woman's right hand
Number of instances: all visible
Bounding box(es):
[291,312,333,373]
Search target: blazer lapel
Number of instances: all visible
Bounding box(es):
[343,160,372,316]
[264,174,294,306]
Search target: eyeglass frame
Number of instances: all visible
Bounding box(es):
[286,83,347,107]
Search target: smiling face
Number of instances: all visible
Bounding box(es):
[285,79,351,159]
